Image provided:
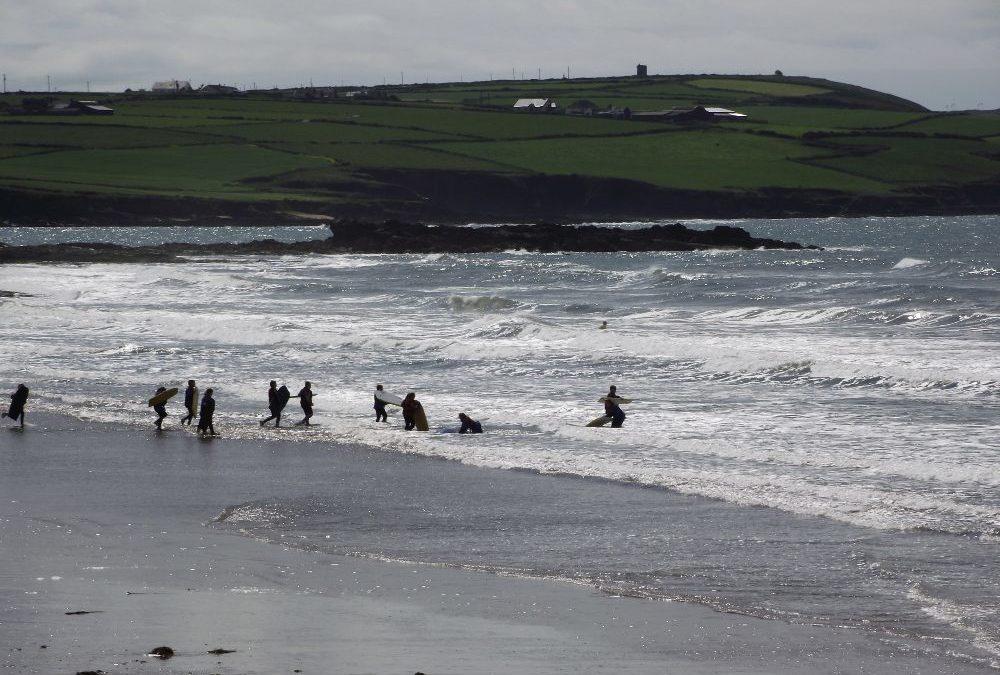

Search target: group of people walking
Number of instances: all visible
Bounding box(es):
[260,381,314,428]
[155,380,217,436]
[4,381,626,434]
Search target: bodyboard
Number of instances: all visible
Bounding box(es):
[375,390,404,406]
[276,385,291,411]
[586,415,613,427]
[148,387,178,407]
[414,405,429,431]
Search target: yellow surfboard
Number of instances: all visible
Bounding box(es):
[148,387,178,407]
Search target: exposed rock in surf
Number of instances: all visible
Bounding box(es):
[325,219,822,253]
[0,220,820,263]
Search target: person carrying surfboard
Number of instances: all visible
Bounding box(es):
[180,380,198,426]
[260,381,289,427]
[294,381,314,426]
[152,386,169,430]
[374,384,389,422]
[401,392,424,431]
[603,385,626,428]
[2,383,29,428]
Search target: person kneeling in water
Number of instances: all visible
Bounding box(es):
[458,412,482,434]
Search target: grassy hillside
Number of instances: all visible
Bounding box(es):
[1,74,997,222]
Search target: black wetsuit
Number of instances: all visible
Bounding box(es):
[604,398,626,428]
[297,387,313,425]
[374,394,387,422]
[5,385,28,426]
[181,386,197,425]
[198,394,216,435]
[459,417,483,434]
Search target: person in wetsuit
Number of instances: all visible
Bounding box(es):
[181,380,197,425]
[294,381,314,426]
[197,388,217,436]
[401,392,422,431]
[374,384,388,423]
[260,380,283,427]
[152,386,169,430]
[2,384,29,428]
[603,385,626,428]
[458,412,482,434]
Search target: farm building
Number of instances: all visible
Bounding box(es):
[513,98,557,112]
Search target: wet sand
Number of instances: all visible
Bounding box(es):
[0,413,977,674]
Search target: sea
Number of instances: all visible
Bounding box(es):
[1,215,998,669]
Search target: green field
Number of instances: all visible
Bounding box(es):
[0,73,997,218]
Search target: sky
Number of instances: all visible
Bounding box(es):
[2,1,998,111]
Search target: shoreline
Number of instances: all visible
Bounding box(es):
[2,172,999,228]
[2,412,995,674]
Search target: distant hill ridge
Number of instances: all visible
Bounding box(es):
[1,73,997,222]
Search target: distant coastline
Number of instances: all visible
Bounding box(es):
[1,174,997,232]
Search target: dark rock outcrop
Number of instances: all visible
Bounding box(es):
[324,220,820,253]
[0,221,819,264]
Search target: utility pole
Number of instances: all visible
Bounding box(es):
[2,73,6,94]
[47,75,51,92]
[538,67,541,80]
[401,71,404,85]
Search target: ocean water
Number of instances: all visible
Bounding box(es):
[1,215,998,669]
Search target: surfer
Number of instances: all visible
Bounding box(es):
[180,380,197,425]
[374,384,388,422]
[2,383,29,428]
[599,320,608,329]
[294,381,314,426]
[604,385,626,428]
[458,412,483,434]
[152,386,169,430]
[401,392,422,431]
[260,380,283,427]
[197,388,217,436]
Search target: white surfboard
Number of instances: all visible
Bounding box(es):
[375,390,403,406]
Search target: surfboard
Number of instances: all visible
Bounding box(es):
[187,387,199,415]
[587,415,613,427]
[148,387,178,407]
[598,396,633,404]
[375,390,403,406]
[414,405,429,431]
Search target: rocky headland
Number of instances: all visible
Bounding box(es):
[0,220,820,264]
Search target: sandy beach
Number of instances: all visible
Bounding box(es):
[1,411,987,675]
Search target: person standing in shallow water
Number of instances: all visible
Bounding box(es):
[198,388,217,436]
[180,379,197,426]
[294,381,314,426]
[603,384,626,428]
[401,392,421,431]
[260,380,283,427]
[2,383,29,428]
[152,386,169,430]
[374,384,388,423]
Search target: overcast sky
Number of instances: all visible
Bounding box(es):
[3,1,998,110]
